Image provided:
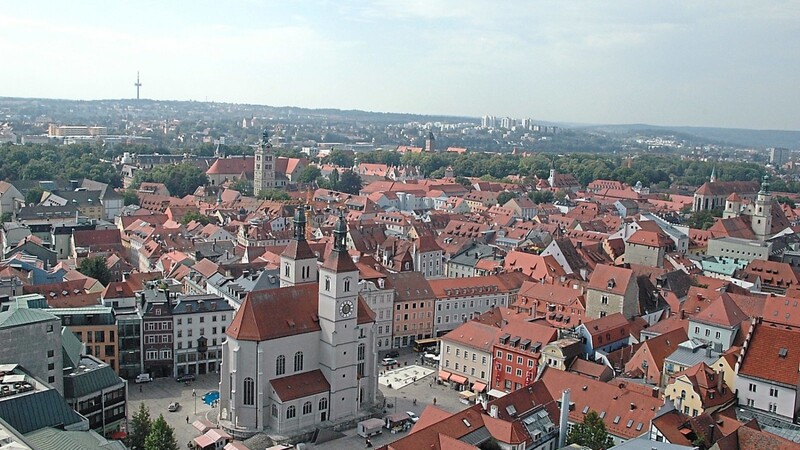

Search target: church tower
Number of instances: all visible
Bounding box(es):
[279,206,318,287]
[751,175,772,241]
[317,212,360,421]
[424,131,435,152]
[253,130,275,195]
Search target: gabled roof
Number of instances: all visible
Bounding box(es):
[690,294,747,328]
[270,369,330,402]
[587,264,635,295]
[738,321,800,387]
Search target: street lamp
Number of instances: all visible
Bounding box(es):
[192,388,197,415]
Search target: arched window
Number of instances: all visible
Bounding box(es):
[344,277,351,292]
[325,276,331,291]
[243,377,255,405]
[276,355,286,376]
[294,351,304,372]
[319,397,328,411]
[358,343,365,361]
[286,405,296,419]
[284,263,290,277]
[303,401,312,415]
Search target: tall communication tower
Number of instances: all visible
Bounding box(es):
[134,71,142,100]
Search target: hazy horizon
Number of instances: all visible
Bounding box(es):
[2,1,799,130]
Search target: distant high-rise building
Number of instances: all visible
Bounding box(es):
[769,147,788,167]
[501,117,515,129]
[253,130,276,195]
[424,131,435,152]
[481,115,496,128]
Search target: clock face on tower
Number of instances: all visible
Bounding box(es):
[339,300,354,318]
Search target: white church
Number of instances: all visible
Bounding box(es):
[218,210,378,436]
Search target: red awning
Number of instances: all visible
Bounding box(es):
[439,370,452,381]
[450,374,468,385]
[472,382,487,393]
[193,434,215,449]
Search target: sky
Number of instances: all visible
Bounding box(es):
[1,1,799,130]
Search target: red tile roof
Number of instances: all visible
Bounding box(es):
[227,284,374,341]
[539,369,662,440]
[691,293,747,328]
[587,264,635,296]
[270,369,330,402]
[738,321,800,387]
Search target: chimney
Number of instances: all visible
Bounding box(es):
[489,404,498,418]
[706,346,712,357]
[717,369,723,392]
[680,309,685,320]
[558,389,571,448]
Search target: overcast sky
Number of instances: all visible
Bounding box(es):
[1,1,798,130]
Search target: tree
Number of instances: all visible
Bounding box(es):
[144,414,179,450]
[122,189,139,206]
[257,189,290,201]
[229,178,253,196]
[78,256,112,286]
[127,403,152,450]
[25,187,44,205]
[1,212,12,222]
[296,165,322,184]
[181,210,211,225]
[496,191,516,206]
[324,149,355,168]
[529,190,554,204]
[685,209,720,230]
[455,176,472,189]
[328,168,340,188]
[336,169,363,194]
[132,163,208,198]
[776,195,796,208]
[566,410,614,450]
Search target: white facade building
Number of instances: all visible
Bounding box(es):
[171,295,233,377]
[218,214,378,437]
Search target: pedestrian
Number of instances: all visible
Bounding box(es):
[186,416,189,424]
[433,397,437,405]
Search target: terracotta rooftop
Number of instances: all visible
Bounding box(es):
[587,264,635,296]
[690,293,747,328]
[270,369,330,402]
[738,321,800,387]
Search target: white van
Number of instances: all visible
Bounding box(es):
[135,373,152,383]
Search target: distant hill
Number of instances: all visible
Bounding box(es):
[579,123,800,149]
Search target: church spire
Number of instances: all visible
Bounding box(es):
[293,206,306,242]
[759,174,770,194]
[710,166,717,183]
[333,210,347,252]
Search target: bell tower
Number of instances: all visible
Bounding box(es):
[751,175,772,241]
[317,212,359,420]
[253,130,275,195]
[279,206,318,287]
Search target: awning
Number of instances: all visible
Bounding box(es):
[472,382,487,393]
[439,370,452,381]
[194,434,215,449]
[487,389,507,399]
[450,374,468,385]
[192,419,213,434]
[459,390,477,399]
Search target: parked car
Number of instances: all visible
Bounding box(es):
[381,358,398,366]
[168,402,181,412]
[134,373,152,383]
[385,350,400,358]
[406,411,419,423]
[176,374,196,382]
